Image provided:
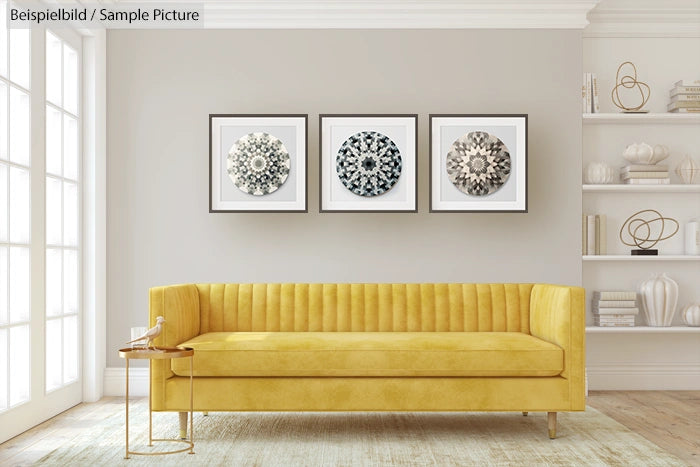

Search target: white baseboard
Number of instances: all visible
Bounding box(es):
[587,363,700,390]
[103,367,149,396]
[103,363,700,397]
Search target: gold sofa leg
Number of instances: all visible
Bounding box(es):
[179,412,188,439]
[548,412,557,439]
[203,411,209,416]
[522,412,528,416]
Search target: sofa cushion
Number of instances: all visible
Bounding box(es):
[171,332,563,377]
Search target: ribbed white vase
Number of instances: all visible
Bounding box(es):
[639,273,679,327]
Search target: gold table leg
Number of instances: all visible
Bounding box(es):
[189,355,194,454]
[125,358,129,459]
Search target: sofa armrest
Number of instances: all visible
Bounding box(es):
[149,284,201,347]
[149,284,200,410]
[530,284,585,409]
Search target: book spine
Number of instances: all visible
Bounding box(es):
[594,307,640,315]
[668,101,700,110]
[582,73,588,113]
[670,86,700,96]
[599,214,607,255]
[597,300,636,307]
[673,79,700,87]
[669,94,700,103]
[594,215,600,255]
[595,314,637,321]
[625,178,670,185]
[594,291,637,300]
[622,172,671,179]
[586,73,592,114]
[582,214,587,256]
[668,108,700,113]
[592,73,600,113]
[595,325,636,328]
[587,215,596,256]
[621,165,668,173]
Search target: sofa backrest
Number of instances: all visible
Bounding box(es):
[195,283,534,333]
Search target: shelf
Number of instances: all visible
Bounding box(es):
[583,113,700,124]
[583,184,700,193]
[583,255,700,261]
[586,326,700,334]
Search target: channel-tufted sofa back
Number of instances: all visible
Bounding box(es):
[194,283,535,334]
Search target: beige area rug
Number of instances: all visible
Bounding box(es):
[26,399,684,466]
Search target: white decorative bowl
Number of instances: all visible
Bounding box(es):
[682,303,700,326]
[622,142,664,165]
[584,162,615,184]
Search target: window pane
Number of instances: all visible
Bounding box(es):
[46,176,62,245]
[46,106,62,176]
[0,1,7,78]
[0,81,7,160]
[63,115,78,180]
[9,166,29,243]
[9,247,29,323]
[64,182,78,246]
[0,328,6,410]
[0,164,6,241]
[9,87,30,166]
[46,318,61,392]
[63,249,77,315]
[63,45,78,115]
[9,324,29,406]
[9,29,29,90]
[0,247,7,325]
[46,31,62,107]
[46,248,61,318]
[63,315,77,383]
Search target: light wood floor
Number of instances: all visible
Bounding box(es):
[0,391,697,466]
[588,391,700,467]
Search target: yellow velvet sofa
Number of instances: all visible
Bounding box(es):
[149,283,585,439]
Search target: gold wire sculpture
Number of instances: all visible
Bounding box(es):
[619,209,679,250]
[611,61,651,112]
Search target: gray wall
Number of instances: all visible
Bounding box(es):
[107,29,582,366]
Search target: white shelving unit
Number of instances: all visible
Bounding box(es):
[586,326,700,334]
[583,113,700,124]
[583,184,700,193]
[583,255,700,261]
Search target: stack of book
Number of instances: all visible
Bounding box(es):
[582,214,606,255]
[582,73,600,114]
[668,80,700,113]
[592,291,638,327]
[621,164,670,185]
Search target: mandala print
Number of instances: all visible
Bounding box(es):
[227,132,290,196]
[446,131,511,196]
[336,131,402,197]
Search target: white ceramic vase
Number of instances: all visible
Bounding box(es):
[639,273,679,327]
[681,303,700,326]
[584,162,615,184]
[675,155,699,184]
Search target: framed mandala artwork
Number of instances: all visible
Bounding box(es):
[429,115,527,213]
[209,114,307,212]
[319,115,418,212]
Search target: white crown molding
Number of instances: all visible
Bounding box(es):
[110,0,601,29]
[585,0,700,37]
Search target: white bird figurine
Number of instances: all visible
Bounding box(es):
[126,316,165,349]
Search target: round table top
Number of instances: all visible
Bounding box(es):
[118,346,194,360]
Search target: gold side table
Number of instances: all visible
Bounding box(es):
[118,346,194,459]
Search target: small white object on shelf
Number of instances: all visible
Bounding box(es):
[584,162,615,184]
[675,155,700,184]
[681,303,700,326]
